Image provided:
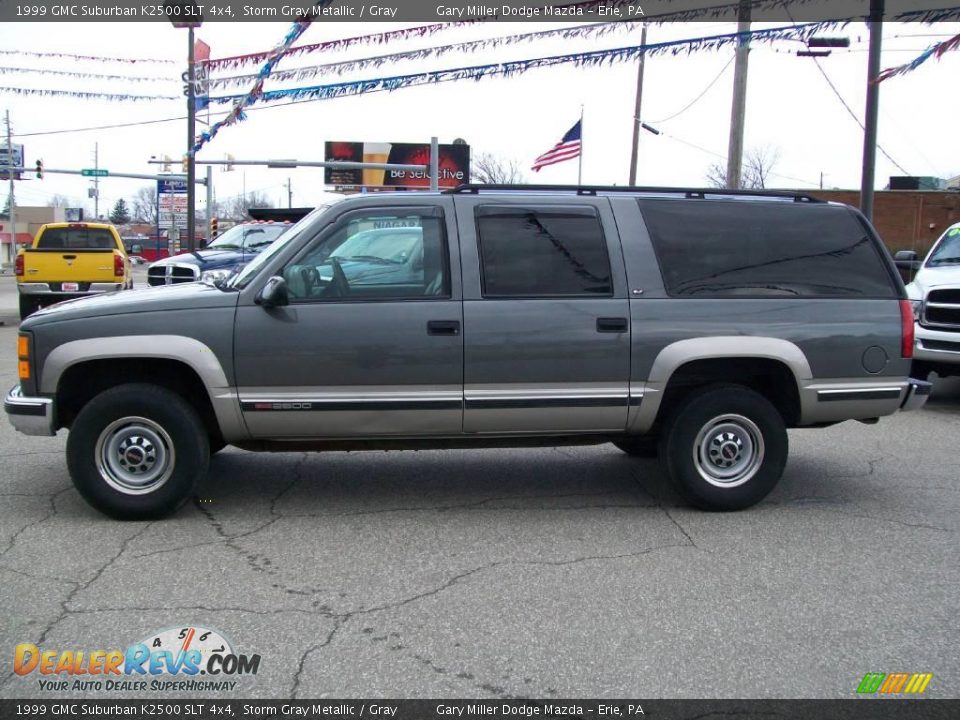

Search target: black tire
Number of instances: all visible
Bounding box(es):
[19,295,37,320]
[66,383,209,520]
[612,435,659,458]
[659,384,787,511]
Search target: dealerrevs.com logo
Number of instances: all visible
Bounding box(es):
[14,626,260,692]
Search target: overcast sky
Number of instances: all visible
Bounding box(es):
[1,19,958,218]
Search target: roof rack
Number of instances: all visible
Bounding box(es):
[444,184,824,203]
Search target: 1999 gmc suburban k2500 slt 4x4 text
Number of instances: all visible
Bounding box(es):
[5,185,931,519]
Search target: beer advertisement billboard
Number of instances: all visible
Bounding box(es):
[324,141,470,191]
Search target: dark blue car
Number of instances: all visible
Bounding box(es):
[147,222,291,286]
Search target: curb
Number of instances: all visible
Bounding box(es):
[0,314,19,327]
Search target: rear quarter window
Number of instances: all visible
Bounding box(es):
[637,200,898,298]
[36,228,117,250]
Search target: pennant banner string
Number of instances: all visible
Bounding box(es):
[207,21,639,89]
[205,22,839,109]
[194,1,335,153]
[0,49,174,64]
[202,0,828,71]
[876,32,960,81]
[0,86,180,101]
[0,65,175,83]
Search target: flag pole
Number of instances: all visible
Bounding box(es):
[578,104,584,185]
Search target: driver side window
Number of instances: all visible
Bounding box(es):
[283,208,449,302]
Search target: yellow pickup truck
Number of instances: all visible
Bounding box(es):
[15,222,132,319]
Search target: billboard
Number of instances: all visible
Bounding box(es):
[324,141,470,191]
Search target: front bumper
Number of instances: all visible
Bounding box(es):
[913,323,960,365]
[900,378,932,412]
[4,385,56,436]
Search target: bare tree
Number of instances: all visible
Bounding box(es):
[131,186,157,224]
[220,191,274,221]
[47,194,70,208]
[471,152,526,184]
[705,146,781,190]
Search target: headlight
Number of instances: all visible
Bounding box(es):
[910,299,923,321]
[200,268,234,285]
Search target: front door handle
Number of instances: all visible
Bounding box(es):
[596,317,629,333]
[427,320,460,336]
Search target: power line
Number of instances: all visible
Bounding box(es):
[810,56,911,175]
[652,130,821,187]
[649,56,734,123]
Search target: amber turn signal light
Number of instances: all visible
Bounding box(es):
[17,335,29,359]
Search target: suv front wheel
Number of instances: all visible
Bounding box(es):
[66,384,209,519]
[659,385,787,511]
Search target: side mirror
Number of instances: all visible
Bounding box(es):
[894,250,918,262]
[256,276,289,308]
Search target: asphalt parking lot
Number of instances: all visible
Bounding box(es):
[0,314,957,700]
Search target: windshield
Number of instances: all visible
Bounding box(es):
[926,226,960,266]
[330,229,422,264]
[229,202,342,289]
[207,223,288,252]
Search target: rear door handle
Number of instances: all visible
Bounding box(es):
[596,317,629,333]
[62,254,77,260]
[427,320,460,336]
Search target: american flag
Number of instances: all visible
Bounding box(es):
[531,120,582,172]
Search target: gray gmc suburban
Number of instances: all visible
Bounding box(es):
[5,185,931,519]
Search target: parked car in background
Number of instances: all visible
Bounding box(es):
[128,255,147,265]
[905,222,960,378]
[147,220,291,287]
[14,222,132,319]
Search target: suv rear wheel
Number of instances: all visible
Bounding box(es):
[659,385,787,511]
[66,384,209,519]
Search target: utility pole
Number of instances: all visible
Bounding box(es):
[93,142,100,218]
[5,110,16,260]
[628,24,648,186]
[726,0,751,189]
[205,164,213,237]
[860,0,884,221]
[286,177,292,208]
[186,25,197,252]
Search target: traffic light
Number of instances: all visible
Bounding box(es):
[181,155,189,173]
[162,155,172,172]
[35,159,43,179]
[225,153,235,172]
[209,216,219,238]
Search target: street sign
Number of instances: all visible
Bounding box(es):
[81,168,109,177]
[0,143,24,180]
[157,178,188,230]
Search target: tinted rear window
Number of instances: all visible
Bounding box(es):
[36,228,116,250]
[475,205,612,297]
[638,200,898,298]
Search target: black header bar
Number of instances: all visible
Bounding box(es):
[0,0,955,23]
[0,700,958,720]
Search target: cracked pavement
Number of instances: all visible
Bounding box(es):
[0,325,957,699]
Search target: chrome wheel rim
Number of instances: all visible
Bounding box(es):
[95,416,175,495]
[693,414,764,488]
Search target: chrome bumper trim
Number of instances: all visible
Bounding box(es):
[4,385,56,436]
[900,378,932,412]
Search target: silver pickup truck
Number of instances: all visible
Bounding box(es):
[5,185,930,519]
